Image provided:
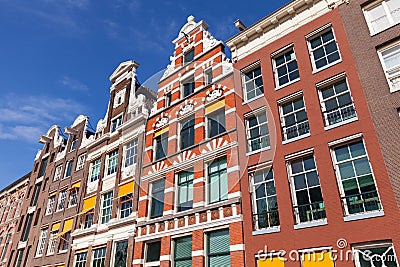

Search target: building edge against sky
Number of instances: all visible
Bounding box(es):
[0,0,399,267]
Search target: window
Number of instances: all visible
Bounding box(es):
[246,111,270,152]
[0,233,11,261]
[120,194,133,218]
[54,165,62,181]
[125,140,138,167]
[47,230,57,255]
[74,251,87,267]
[90,158,101,182]
[33,208,41,226]
[318,79,357,126]
[207,109,226,138]
[205,68,213,85]
[39,157,48,177]
[308,28,341,70]
[59,232,70,251]
[208,157,228,204]
[207,229,230,267]
[46,195,55,214]
[36,229,48,256]
[150,180,165,219]
[114,240,128,267]
[69,188,78,207]
[180,116,195,149]
[21,214,33,242]
[111,115,122,133]
[182,76,195,97]
[65,160,74,178]
[154,133,168,160]
[288,155,326,224]
[184,48,194,64]
[251,168,279,230]
[70,139,78,151]
[146,241,161,263]
[92,247,106,267]
[31,183,41,206]
[279,96,310,141]
[101,192,113,224]
[272,47,299,87]
[76,154,86,171]
[107,150,118,175]
[84,212,94,229]
[332,140,381,215]
[57,190,67,211]
[363,0,400,35]
[378,42,400,92]
[174,236,192,267]
[177,169,194,212]
[165,93,172,108]
[353,242,399,267]
[242,66,264,101]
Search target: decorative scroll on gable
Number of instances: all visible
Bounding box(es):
[153,112,171,129]
[205,84,227,102]
[176,100,197,117]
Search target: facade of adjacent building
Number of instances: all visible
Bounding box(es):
[70,61,156,267]
[0,173,29,267]
[338,0,400,208]
[226,0,400,267]
[133,16,245,267]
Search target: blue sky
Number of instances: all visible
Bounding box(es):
[0,0,290,189]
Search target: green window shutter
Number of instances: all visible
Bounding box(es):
[208,229,230,255]
[174,236,192,267]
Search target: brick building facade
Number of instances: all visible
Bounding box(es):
[227,0,400,267]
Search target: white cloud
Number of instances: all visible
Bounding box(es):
[0,94,86,143]
[60,76,89,93]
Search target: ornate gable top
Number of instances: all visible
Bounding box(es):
[173,15,209,44]
[110,60,139,83]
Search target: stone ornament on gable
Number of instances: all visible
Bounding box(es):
[178,102,195,116]
[206,84,226,102]
[203,30,217,51]
[155,116,169,128]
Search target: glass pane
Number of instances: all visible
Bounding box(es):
[294,174,306,190]
[354,158,372,176]
[303,157,316,170]
[349,141,366,157]
[291,160,303,174]
[335,145,350,162]
[322,30,334,42]
[339,162,355,179]
[309,187,323,203]
[307,171,320,187]
[296,190,310,205]
[255,184,266,198]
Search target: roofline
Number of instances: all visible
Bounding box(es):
[0,172,30,196]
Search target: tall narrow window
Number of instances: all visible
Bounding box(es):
[70,139,78,151]
[332,140,381,215]
[46,195,56,215]
[165,93,172,108]
[180,116,195,149]
[31,183,41,206]
[69,188,78,207]
[174,236,192,267]
[208,157,228,204]
[177,169,194,212]
[84,212,94,229]
[65,160,74,178]
[272,47,299,87]
[353,242,399,267]
[363,0,400,35]
[47,229,58,255]
[107,150,118,175]
[92,247,106,267]
[111,116,122,133]
[307,28,341,70]
[242,66,264,101]
[90,158,101,182]
[150,180,165,219]
[207,229,230,267]
[184,49,194,64]
[114,240,128,267]
[182,76,195,97]
[36,229,48,256]
[279,96,310,141]
[378,42,400,93]
[251,168,279,230]
[288,155,326,224]
[54,165,62,181]
[15,249,24,267]
[74,251,87,267]
[21,214,33,242]
[154,133,168,160]
[101,192,113,224]
[246,111,270,152]
[0,233,12,261]
[57,190,67,211]
[76,154,86,171]
[120,194,133,219]
[146,241,161,263]
[205,68,213,85]
[318,78,357,126]
[125,139,138,167]
[39,157,48,177]
[207,109,226,138]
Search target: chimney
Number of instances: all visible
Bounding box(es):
[234,19,247,31]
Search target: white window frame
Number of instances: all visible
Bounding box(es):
[272,44,300,89]
[204,67,213,86]
[181,75,195,98]
[241,63,264,102]
[144,240,161,267]
[89,158,102,182]
[245,108,270,153]
[57,190,67,211]
[46,195,56,215]
[110,114,123,134]
[46,230,58,255]
[36,229,48,256]
[363,0,400,35]
[74,251,87,267]
[352,241,399,267]
[92,246,107,267]
[68,188,78,207]
[306,25,342,72]
[70,139,77,152]
[124,139,138,168]
[76,154,86,171]
[64,160,74,178]
[100,191,113,224]
[106,150,119,176]
[378,40,400,93]
[54,165,62,181]
[119,193,133,219]
[175,168,194,213]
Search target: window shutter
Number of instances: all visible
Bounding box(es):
[208,229,230,254]
[175,236,192,260]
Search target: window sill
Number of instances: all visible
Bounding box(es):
[45,253,55,257]
[242,94,264,105]
[344,210,384,222]
[252,226,280,235]
[324,117,358,131]
[282,133,310,144]
[275,78,300,91]
[294,219,327,230]
[58,249,68,254]
[312,59,342,74]
[67,204,77,209]
[246,146,271,156]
